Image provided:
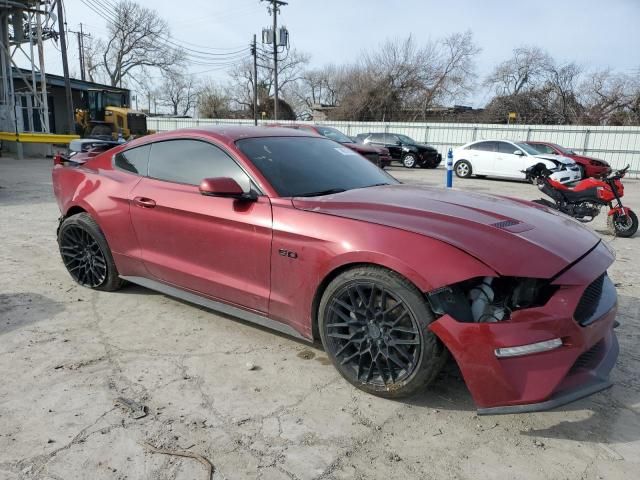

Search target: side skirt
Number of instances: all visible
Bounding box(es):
[121,275,309,342]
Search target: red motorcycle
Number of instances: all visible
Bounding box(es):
[525,163,637,238]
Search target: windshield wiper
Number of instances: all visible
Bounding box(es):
[365,182,391,188]
[296,188,347,197]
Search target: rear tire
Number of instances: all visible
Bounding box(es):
[58,213,124,291]
[454,160,472,178]
[318,266,447,398]
[607,209,638,238]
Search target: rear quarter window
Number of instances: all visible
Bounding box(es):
[114,144,151,175]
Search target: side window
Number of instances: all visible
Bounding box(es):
[472,141,496,152]
[533,144,552,154]
[369,134,384,143]
[114,144,150,175]
[385,134,399,144]
[148,139,251,190]
[497,142,517,154]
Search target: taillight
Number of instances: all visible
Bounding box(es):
[53,153,63,166]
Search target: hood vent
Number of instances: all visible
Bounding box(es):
[491,219,520,229]
[490,219,535,233]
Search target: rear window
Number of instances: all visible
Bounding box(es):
[114,144,150,175]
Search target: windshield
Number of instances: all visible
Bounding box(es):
[316,126,353,143]
[516,142,542,156]
[397,134,416,144]
[556,145,576,155]
[236,137,398,197]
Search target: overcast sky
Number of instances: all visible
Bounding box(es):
[37,0,640,107]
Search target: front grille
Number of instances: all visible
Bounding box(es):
[574,274,605,325]
[127,113,147,135]
[569,340,604,373]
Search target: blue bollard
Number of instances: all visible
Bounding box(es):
[446,148,453,188]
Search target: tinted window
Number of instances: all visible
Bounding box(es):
[385,134,400,144]
[471,141,496,152]
[368,134,385,143]
[236,137,397,197]
[114,144,150,175]
[531,143,553,154]
[497,142,518,154]
[148,139,250,190]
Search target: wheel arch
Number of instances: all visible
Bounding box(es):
[309,258,432,342]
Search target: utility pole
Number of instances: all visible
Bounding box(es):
[56,0,74,134]
[35,11,49,132]
[251,34,258,125]
[68,24,90,81]
[262,0,287,120]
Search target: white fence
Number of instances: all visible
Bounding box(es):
[147,117,640,177]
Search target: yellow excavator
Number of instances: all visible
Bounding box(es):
[75,88,152,140]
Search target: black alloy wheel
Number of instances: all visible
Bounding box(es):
[59,225,108,287]
[325,282,420,386]
[58,213,124,291]
[319,266,446,398]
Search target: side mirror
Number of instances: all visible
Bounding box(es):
[513,150,524,156]
[396,140,402,146]
[199,177,257,201]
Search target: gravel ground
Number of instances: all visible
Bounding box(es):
[0,157,639,480]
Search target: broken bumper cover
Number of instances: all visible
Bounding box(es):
[429,243,618,414]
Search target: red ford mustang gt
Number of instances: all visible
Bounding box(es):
[52,127,619,414]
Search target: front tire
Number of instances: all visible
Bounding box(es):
[607,209,638,238]
[318,266,447,398]
[454,160,472,178]
[58,213,124,291]
[402,154,417,168]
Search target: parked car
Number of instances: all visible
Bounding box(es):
[271,124,392,168]
[356,132,441,168]
[453,140,581,184]
[525,141,611,178]
[52,126,618,413]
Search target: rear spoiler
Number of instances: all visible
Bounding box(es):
[54,141,121,166]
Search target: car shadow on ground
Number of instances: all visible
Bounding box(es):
[0,292,65,335]
[114,284,640,444]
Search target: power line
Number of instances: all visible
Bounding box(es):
[76,0,250,68]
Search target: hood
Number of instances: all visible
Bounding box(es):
[293,185,601,278]
[417,143,438,152]
[534,153,575,166]
[572,154,610,167]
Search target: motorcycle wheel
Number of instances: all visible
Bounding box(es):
[607,209,638,238]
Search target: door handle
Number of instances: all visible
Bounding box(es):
[133,196,156,208]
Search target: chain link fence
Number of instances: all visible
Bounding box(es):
[147,117,640,178]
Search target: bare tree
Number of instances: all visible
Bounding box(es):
[83,36,106,84]
[578,69,635,125]
[227,48,309,118]
[197,79,232,118]
[485,46,553,95]
[157,71,198,116]
[101,0,183,87]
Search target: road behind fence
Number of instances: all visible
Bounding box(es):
[147,117,640,177]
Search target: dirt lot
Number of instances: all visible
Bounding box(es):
[1,157,639,480]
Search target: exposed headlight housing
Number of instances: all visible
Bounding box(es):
[427,276,558,323]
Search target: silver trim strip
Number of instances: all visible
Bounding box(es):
[121,276,308,341]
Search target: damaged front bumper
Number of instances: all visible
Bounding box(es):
[429,242,619,414]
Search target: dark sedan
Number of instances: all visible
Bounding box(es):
[356,132,441,168]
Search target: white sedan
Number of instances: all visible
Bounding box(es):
[452,140,582,184]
